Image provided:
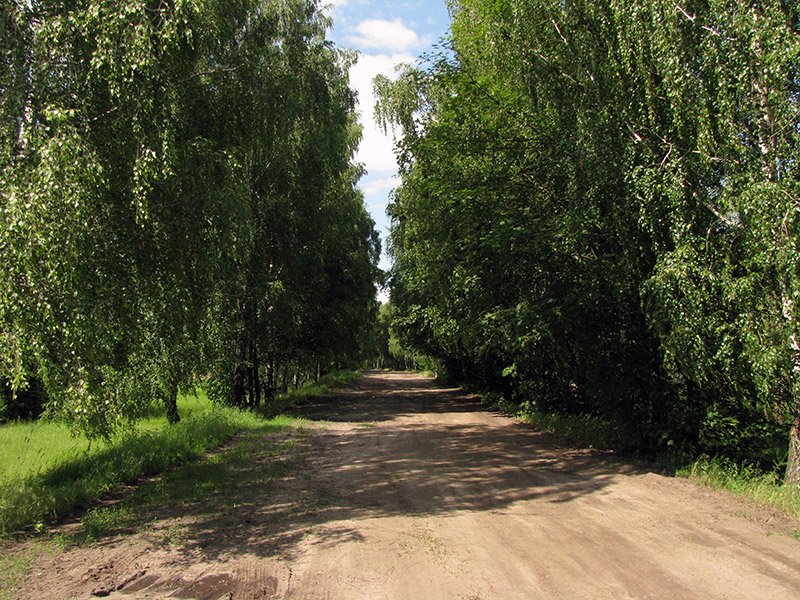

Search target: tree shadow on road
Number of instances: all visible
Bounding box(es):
[287,370,494,422]
[159,372,644,566]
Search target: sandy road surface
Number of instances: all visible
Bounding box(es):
[5,371,800,599]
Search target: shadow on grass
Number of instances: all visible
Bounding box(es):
[0,409,276,537]
[66,423,300,545]
[0,371,362,538]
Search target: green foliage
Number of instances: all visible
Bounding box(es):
[378,0,800,481]
[361,301,393,368]
[0,0,380,436]
[362,301,433,370]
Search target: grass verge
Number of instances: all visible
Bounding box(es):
[486,393,800,526]
[0,391,215,485]
[490,393,620,451]
[259,369,363,417]
[0,370,359,537]
[678,456,800,523]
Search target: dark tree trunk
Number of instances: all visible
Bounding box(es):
[265,354,276,404]
[165,379,180,424]
[252,344,261,408]
[231,364,245,407]
[281,363,288,394]
[230,322,249,407]
[247,360,254,407]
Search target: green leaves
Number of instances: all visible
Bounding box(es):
[0,0,380,435]
[381,0,800,470]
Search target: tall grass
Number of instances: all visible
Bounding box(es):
[0,402,262,536]
[679,456,800,522]
[0,371,360,536]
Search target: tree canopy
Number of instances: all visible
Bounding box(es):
[1,0,380,435]
[377,0,800,483]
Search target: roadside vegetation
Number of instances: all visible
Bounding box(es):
[680,457,800,525]
[485,390,800,523]
[1,0,381,439]
[379,0,800,492]
[0,371,357,537]
[1,0,380,539]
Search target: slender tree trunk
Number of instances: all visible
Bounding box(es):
[265,354,275,404]
[165,378,180,424]
[247,357,255,408]
[230,315,249,406]
[749,11,778,183]
[252,344,261,408]
[782,299,800,485]
[281,363,288,394]
[231,364,245,407]
[786,413,800,486]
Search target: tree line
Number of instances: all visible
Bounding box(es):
[377,0,800,483]
[0,0,380,434]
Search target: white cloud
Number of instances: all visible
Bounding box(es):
[349,51,415,174]
[364,175,401,195]
[351,19,420,52]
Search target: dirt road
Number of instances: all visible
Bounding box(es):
[6,371,800,599]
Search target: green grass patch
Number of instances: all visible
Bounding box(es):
[0,390,215,485]
[0,371,358,538]
[491,394,619,450]
[678,456,800,522]
[260,369,363,417]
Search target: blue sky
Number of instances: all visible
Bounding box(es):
[323,1,452,282]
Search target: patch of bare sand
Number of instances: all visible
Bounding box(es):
[4,371,800,599]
